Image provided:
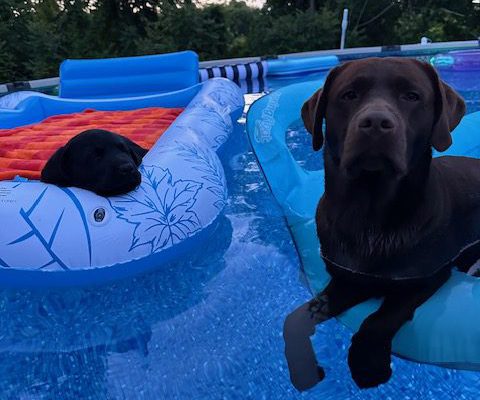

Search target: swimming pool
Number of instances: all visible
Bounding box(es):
[1,65,480,399]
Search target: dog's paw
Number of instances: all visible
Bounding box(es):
[347,333,392,389]
[291,365,325,392]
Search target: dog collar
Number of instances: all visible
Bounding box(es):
[320,221,480,281]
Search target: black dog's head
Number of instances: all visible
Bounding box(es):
[41,129,148,196]
[301,57,465,180]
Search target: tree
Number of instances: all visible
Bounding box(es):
[223,1,260,57]
[394,5,476,44]
[24,0,97,79]
[90,0,150,56]
[264,0,325,15]
[138,4,229,60]
[24,0,62,79]
[0,0,33,81]
[249,7,340,55]
[2,0,480,83]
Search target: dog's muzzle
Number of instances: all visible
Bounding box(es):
[341,109,407,178]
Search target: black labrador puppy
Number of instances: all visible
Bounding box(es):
[41,129,148,196]
[283,57,480,389]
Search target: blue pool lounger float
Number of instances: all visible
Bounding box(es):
[0,77,244,288]
[247,80,480,371]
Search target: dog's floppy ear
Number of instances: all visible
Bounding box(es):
[301,64,345,151]
[301,87,324,151]
[432,80,466,151]
[421,62,466,152]
[41,146,71,186]
[123,137,148,166]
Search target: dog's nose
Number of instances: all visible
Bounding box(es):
[358,111,395,135]
[119,164,136,175]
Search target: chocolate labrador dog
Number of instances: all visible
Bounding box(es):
[41,129,147,196]
[283,57,480,389]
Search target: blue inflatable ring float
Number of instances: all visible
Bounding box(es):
[0,78,244,288]
[247,80,480,371]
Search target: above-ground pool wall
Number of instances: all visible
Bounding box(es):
[1,40,480,99]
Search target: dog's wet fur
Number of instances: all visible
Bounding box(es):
[283,58,480,390]
[41,129,148,196]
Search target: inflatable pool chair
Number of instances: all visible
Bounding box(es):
[0,52,244,289]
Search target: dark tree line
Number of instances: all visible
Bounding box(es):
[1,0,480,83]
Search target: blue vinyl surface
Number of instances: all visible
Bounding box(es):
[60,51,199,99]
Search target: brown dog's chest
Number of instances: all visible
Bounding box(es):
[319,213,421,259]
[315,193,467,282]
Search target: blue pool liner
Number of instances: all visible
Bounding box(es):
[247,79,480,371]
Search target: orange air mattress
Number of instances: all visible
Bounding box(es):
[0,107,183,181]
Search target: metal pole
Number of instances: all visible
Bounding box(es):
[340,8,349,49]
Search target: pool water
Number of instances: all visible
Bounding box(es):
[2,67,480,399]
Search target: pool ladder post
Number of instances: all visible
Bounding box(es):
[340,8,349,50]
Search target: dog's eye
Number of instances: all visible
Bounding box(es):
[403,92,420,102]
[341,90,358,101]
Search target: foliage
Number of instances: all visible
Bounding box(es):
[2,0,480,83]
[249,7,340,55]
[0,0,32,81]
[137,4,230,60]
[393,5,474,44]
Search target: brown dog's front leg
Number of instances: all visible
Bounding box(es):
[348,271,451,389]
[283,278,371,391]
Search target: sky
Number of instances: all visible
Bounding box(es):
[199,0,266,7]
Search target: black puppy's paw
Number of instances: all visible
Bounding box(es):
[347,333,392,389]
